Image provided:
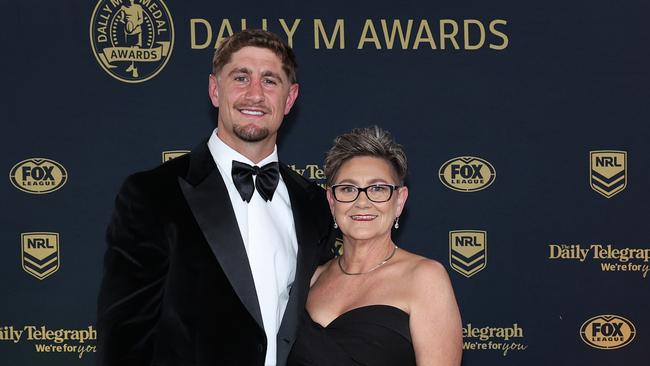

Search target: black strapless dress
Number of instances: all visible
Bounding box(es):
[287,305,416,366]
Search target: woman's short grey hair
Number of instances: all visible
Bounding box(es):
[324,126,408,186]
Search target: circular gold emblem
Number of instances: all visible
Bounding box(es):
[10,158,68,194]
[90,0,174,83]
[580,314,636,350]
[439,156,496,192]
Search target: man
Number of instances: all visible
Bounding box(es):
[98,30,334,366]
[117,0,144,77]
[118,0,143,46]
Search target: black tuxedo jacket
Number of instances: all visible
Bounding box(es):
[97,141,334,366]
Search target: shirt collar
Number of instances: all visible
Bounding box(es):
[207,128,279,182]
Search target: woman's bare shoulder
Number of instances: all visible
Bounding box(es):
[398,249,449,282]
[394,249,455,306]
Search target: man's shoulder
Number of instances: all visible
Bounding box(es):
[127,153,191,187]
[118,153,193,202]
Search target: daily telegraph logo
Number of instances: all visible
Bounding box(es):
[0,325,96,358]
[439,156,495,192]
[10,158,67,194]
[21,233,60,280]
[450,230,487,277]
[289,163,326,189]
[463,323,528,356]
[580,315,636,350]
[590,151,626,198]
[548,243,649,278]
[90,0,174,83]
[162,150,189,162]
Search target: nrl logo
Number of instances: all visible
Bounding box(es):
[90,0,174,83]
[449,230,487,278]
[334,237,344,257]
[590,151,626,198]
[21,232,60,280]
[162,150,189,162]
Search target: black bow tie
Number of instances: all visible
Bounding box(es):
[231,161,280,202]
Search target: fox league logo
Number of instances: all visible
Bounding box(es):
[580,315,636,349]
[10,158,68,194]
[590,150,626,198]
[90,0,174,83]
[21,232,60,280]
[439,156,496,192]
[449,230,487,278]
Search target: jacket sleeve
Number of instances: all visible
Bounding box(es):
[313,185,337,264]
[97,173,169,366]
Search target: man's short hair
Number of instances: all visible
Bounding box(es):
[212,29,298,84]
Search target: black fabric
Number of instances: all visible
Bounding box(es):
[287,305,416,366]
[97,141,335,366]
[231,160,280,202]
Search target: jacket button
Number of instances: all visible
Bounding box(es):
[258,343,264,352]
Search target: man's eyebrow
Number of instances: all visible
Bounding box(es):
[227,67,251,77]
[261,70,284,84]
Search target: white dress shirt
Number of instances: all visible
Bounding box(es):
[208,129,298,366]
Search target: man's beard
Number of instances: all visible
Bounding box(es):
[234,124,270,142]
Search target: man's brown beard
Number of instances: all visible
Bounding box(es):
[234,124,270,142]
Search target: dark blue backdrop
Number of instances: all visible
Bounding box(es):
[2,0,648,364]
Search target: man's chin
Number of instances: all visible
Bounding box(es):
[234,125,270,142]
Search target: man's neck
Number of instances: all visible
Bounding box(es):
[216,130,277,164]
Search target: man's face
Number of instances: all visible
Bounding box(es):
[209,46,299,150]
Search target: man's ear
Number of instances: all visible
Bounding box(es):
[284,83,300,115]
[208,74,220,108]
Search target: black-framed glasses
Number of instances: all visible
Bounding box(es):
[330,184,401,203]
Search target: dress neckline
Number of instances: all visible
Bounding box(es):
[311,304,409,328]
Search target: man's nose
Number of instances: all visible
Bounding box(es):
[245,78,265,102]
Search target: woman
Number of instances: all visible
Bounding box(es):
[288,126,462,366]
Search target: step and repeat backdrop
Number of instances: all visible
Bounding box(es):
[2,0,648,365]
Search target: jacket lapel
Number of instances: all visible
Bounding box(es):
[277,165,321,355]
[178,142,263,329]
[282,166,320,295]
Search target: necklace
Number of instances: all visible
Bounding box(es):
[338,245,398,276]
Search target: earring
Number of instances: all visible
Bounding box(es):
[333,217,338,229]
[394,217,400,229]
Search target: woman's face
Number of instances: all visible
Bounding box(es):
[327,156,408,243]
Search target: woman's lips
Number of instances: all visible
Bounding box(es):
[350,215,377,221]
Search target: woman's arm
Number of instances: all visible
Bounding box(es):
[409,259,462,366]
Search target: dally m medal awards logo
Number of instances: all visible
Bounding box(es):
[10,158,68,194]
[439,156,496,192]
[580,315,636,350]
[90,0,174,83]
[450,230,487,278]
[21,232,60,280]
[590,151,626,198]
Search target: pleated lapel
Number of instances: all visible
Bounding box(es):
[178,142,263,329]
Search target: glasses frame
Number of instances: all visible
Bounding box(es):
[330,184,402,203]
